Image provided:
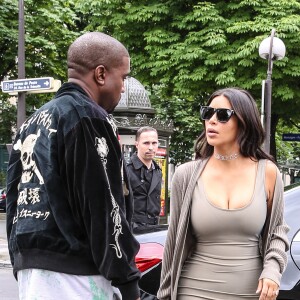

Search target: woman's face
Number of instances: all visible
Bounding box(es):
[205,95,239,149]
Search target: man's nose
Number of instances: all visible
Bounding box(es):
[121,80,126,93]
[121,84,125,93]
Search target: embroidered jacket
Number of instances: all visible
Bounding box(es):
[6,83,141,299]
[157,159,289,300]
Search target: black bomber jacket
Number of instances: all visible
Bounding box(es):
[6,83,141,299]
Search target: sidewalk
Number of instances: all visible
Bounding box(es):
[0,212,11,268]
[0,237,11,268]
[0,211,11,268]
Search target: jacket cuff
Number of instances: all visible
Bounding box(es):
[117,279,140,299]
[259,258,281,286]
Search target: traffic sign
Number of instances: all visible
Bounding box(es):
[282,133,300,142]
[1,77,59,94]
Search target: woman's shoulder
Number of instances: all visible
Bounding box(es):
[263,159,278,179]
[261,159,280,202]
[175,159,204,173]
[172,159,207,185]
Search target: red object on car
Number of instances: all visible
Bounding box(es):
[135,242,164,273]
[0,189,6,211]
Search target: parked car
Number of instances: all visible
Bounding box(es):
[0,188,6,212]
[279,182,300,299]
[134,183,300,299]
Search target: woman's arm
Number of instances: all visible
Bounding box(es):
[157,169,182,299]
[157,166,186,300]
[257,161,289,299]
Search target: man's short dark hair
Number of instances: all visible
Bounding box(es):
[135,126,157,141]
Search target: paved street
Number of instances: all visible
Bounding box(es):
[0,212,11,266]
[0,212,19,299]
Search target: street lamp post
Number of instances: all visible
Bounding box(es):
[259,29,286,154]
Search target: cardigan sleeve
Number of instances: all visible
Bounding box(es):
[158,160,205,300]
[259,169,290,285]
[157,164,187,300]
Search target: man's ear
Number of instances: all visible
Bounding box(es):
[94,65,106,85]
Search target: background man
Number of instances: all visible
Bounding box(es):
[127,126,162,230]
[6,32,140,300]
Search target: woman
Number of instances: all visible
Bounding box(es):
[157,88,289,300]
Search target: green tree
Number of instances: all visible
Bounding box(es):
[0,0,79,82]
[75,0,300,164]
[276,119,300,183]
[0,99,17,144]
[0,0,80,143]
[276,120,300,162]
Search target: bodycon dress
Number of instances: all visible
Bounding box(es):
[177,160,267,299]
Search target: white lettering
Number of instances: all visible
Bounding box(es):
[19,109,57,134]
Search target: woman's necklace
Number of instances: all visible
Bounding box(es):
[214,153,239,161]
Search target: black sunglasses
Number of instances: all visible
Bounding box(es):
[200,106,235,123]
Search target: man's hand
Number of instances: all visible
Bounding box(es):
[256,278,279,300]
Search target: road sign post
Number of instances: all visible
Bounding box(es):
[1,77,60,94]
[17,0,26,129]
[1,77,61,131]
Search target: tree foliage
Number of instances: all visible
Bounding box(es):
[0,0,79,82]
[75,0,300,164]
[0,0,80,143]
[0,99,17,143]
[276,119,300,162]
[1,0,300,164]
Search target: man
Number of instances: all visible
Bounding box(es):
[127,127,162,230]
[6,32,141,300]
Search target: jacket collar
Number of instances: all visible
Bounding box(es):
[55,82,109,119]
[56,82,89,98]
[130,152,160,170]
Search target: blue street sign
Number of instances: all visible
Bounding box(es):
[282,133,300,142]
[1,77,53,93]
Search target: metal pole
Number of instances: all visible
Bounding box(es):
[261,79,265,125]
[264,79,272,154]
[263,29,275,154]
[17,0,26,129]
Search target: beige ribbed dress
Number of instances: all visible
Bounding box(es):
[177,160,267,299]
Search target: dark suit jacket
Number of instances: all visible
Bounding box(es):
[126,152,162,224]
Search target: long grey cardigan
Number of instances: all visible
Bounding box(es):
[157,159,290,300]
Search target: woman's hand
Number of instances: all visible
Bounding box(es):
[256,278,279,300]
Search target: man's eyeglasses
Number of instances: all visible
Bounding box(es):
[200,106,235,123]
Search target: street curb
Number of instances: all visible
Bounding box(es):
[0,236,11,268]
[0,261,12,268]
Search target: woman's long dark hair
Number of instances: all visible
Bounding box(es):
[194,87,275,162]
